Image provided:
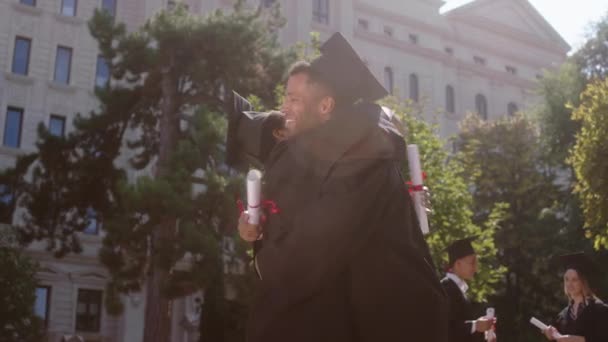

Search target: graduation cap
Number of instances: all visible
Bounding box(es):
[310,32,388,104]
[225,91,285,171]
[447,236,477,265]
[557,252,601,286]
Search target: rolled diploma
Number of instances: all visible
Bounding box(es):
[407,144,429,234]
[246,169,262,225]
[530,317,548,331]
[485,308,496,340]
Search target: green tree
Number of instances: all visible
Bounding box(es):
[574,11,608,80]
[1,3,293,342]
[569,78,608,249]
[382,97,506,303]
[456,113,600,341]
[0,228,44,342]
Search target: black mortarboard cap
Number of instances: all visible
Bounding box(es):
[557,252,600,284]
[447,236,477,265]
[310,32,388,103]
[225,91,285,171]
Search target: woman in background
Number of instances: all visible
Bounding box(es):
[543,253,608,342]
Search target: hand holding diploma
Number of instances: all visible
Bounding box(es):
[237,169,263,242]
[247,169,262,225]
[530,317,563,340]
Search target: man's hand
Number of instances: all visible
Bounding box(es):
[475,317,494,332]
[238,212,262,242]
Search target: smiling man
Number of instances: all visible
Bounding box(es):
[241,32,447,342]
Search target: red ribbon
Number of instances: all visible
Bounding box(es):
[405,171,427,194]
[236,198,281,215]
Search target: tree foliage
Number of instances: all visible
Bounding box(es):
[569,78,608,249]
[0,3,294,341]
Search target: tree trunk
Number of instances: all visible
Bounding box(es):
[142,60,180,342]
[143,257,171,342]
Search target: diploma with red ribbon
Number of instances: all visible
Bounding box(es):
[407,144,430,234]
[246,169,262,225]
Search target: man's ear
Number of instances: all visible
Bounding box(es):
[318,96,335,121]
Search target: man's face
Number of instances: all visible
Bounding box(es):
[281,72,329,135]
[454,254,478,281]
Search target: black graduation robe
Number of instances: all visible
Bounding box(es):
[245,103,448,342]
[553,298,608,342]
[440,277,485,342]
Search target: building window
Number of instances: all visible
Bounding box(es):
[475,94,488,120]
[357,18,369,30]
[95,56,110,89]
[12,37,31,76]
[54,46,73,84]
[445,47,453,55]
[34,286,51,328]
[84,207,101,235]
[61,0,77,16]
[0,184,14,224]
[312,0,329,25]
[384,67,393,95]
[49,115,66,137]
[102,0,116,17]
[4,107,24,148]
[473,56,486,66]
[20,0,36,6]
[506,65,517,75]
[409,73,419,102]
[508,102,518,116]
[409,34,418,45]
[446,85,455,114]
[384,26,394,38]
[76,289,102,332]
[261,0,275,8]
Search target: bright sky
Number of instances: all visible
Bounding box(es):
[441,0,608,52]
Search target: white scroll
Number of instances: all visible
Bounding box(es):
[246,169,262,225]
[529,317,548,331]
[485,308,496,341]
[407,144,429,234]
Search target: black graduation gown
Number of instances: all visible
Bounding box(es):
[246,103,448,342]
[440,277,485,342]
[553,299,608,342]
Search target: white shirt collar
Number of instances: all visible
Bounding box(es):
[447,272,469,295]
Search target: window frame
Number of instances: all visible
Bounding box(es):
[12,36,32,76]
[61,0,78,16]
[49,114,66,137]
[409,73,419,102]
[312,0,329,25]
[75,288,103,333]
[3,107,24,148]
[445,85,455,114]
[476,94,488,120]
[54,46,73,84]
[34,286,52,328]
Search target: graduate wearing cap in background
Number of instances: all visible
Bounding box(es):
[542,253,608,342]
[237,32,447,342]
[442,237,496,342]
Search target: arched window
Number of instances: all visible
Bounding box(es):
[445,85,455,113]
[475,94,488,120]
[384,67,394,94]
[508,102,518,116]
[409,73,419,102]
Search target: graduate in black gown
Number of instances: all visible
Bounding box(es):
[543,253,608,342]
[441,237,496,342]
[233,32,448,342]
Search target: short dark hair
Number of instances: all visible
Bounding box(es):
[286,61,336,100]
